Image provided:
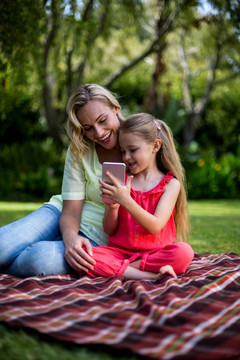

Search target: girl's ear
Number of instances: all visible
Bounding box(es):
[114,106,120,115]
[153,139,161,153]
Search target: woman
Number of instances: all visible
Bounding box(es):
[0,84,124,277]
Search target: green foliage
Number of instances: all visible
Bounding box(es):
[0,98,43,145]
[0,88,64,202]
[201,79,240,156]
[110,63,152,113]
[0,141,65,202]
[185,145,240,199]
[163,98,187,135]
[0,0,44,64]
[0,0,239,201]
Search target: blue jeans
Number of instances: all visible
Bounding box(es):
[0,204,98,277]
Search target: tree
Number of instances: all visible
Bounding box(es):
[1,0,239,151]
[35,0,147,147]
[0,0,44,63]
[1,0,145,147]
[105,0,196,89]
[177,0,240,146]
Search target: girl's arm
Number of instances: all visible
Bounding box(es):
[102,203,120,235]
[59,200,96,272]
[100,174,180,235]
[122,179,180,234]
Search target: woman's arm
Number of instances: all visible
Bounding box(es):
[59,200,96,272]
[102,203,120,235]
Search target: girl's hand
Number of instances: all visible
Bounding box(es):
[159,265,177,279]
[99,172,133,205]
[64,232,96,273]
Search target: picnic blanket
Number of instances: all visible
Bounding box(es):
[0,252,240,360]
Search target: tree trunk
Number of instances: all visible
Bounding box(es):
[183,112,200,146]
[42,80,63,148]
[180,33,222,147]
[144,43,166,115]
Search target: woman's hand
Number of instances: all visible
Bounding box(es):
[106,202,120,209]
[59,200,96,274]
[63,231,96,273]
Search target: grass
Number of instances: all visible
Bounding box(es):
[0,199,239,253]
[0,199,239,359]
[0,325,138,360]
[188,199,240,253]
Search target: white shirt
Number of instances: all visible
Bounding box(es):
[46,142,108,245]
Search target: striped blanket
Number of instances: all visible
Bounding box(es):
[0,252,240,360]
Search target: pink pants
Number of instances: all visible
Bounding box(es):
[87,242,194,278]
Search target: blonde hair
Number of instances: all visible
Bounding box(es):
[120,113,189,242]
[66,84,124,161]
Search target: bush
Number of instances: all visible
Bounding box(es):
[185,146,240,199]
[0,141,65,202]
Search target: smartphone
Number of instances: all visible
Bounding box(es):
[102,162,126,204]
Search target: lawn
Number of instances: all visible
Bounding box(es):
[0,199,239,360]
[188,199,240,253]
[1,199,239,253]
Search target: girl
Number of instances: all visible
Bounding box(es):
[85,113,194,280]
[0,84,124,277]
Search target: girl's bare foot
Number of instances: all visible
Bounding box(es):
[123,264,177,280]
[159,265,177,279]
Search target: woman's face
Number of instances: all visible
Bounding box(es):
[76,99,120,150]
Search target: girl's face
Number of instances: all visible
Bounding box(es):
[119,132,160,174]
[76,99,120,149]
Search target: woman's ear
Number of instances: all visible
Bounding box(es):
[153,139,161,153]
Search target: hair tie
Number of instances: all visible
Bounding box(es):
[154,119,161,131]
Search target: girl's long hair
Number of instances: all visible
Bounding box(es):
[66,83,124,161]
[120,113,189,242]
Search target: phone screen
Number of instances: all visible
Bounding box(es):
[102,162,126,204]
[102,162,126,185]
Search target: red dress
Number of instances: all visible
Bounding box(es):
[87,173,194,278]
